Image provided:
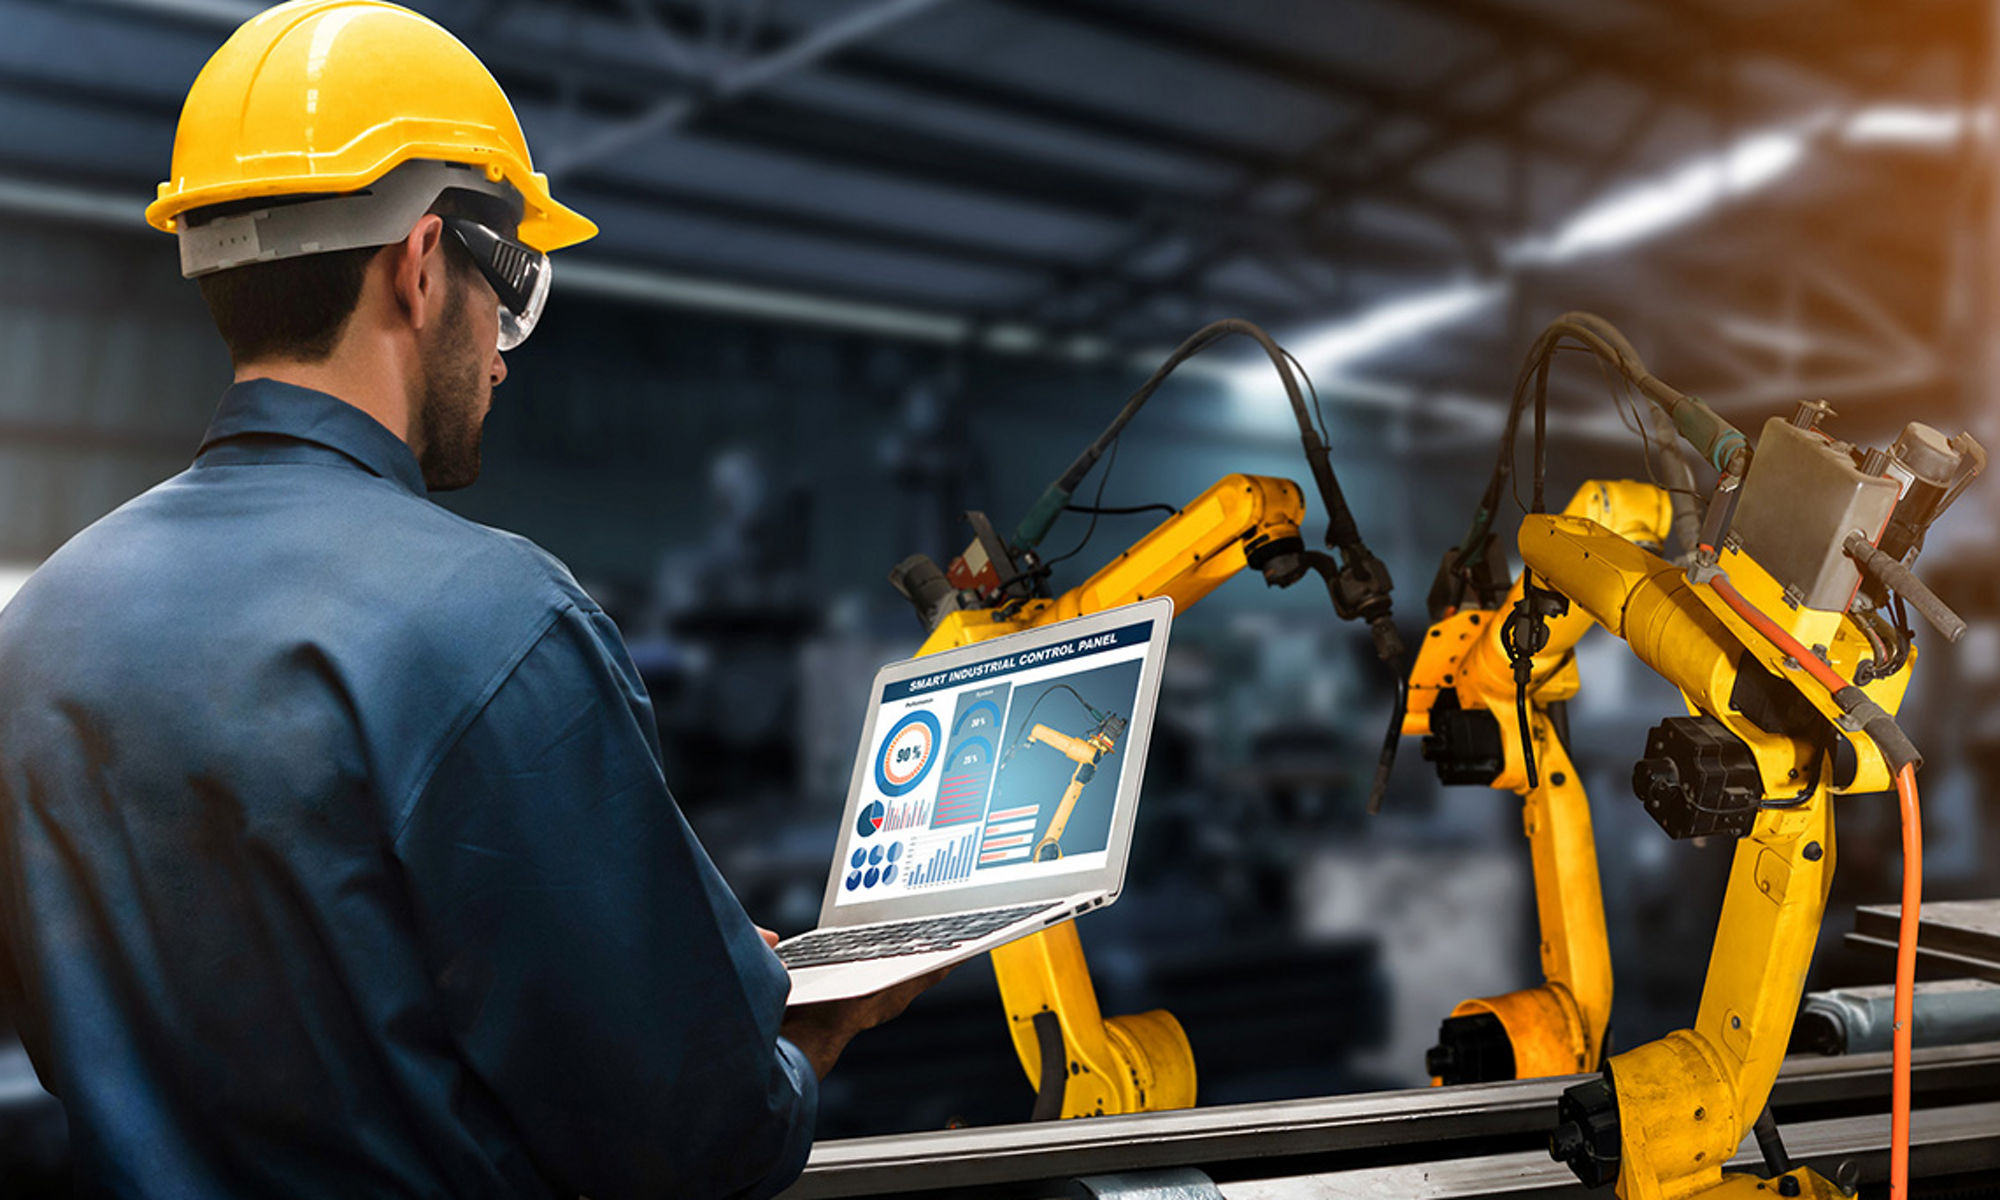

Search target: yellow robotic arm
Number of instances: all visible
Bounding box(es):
[1408,479,1672,1084]
[912,473,1310,654]
[887,318,1406,1123]
[1531,514,1902,1200]
[1461,316,1985,1200]
[907,472,1311,1119]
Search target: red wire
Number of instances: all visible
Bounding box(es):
[1708,573,1917,1198]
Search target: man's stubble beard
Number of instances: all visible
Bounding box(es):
[414,275,489,493]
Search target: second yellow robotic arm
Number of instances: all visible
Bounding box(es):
[1406,479,1671,1084]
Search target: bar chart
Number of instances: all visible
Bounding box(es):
[979,804,1039,866]
[905,831,980,887]
[881,797,929,832]
[932,735,995,828]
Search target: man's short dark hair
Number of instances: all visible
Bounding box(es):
[194,188,513,364]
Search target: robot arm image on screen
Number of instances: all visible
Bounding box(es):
[1406,479,1672,1086]
[1019,715,1126,862]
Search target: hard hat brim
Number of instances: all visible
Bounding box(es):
[148,146,596,255]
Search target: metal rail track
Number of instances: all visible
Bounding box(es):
[780,1042,2000,1198]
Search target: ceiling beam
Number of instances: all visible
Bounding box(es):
[498,1,1514,230]
[990,0,1593,169]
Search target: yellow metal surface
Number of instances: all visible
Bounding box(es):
[1685,545,1911,795]
[1519,506,1903,1200]
[1518,717,1610,1070]
[917,607,1033,656]
[1447,985,1585,1078]
[989,923,1196,1118]
[1044,474,1304,622]
[147,0,596,252]
[1411,481,1666,1080]
[1436,711,1611,1077]
[911,473,1306,1117]
[1607,794,1834,1200]
[1693,1170,1847,1199]
[1403,608,1490,738]
[1520,514,1904,795]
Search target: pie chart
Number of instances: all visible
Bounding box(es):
[855,800,886,838]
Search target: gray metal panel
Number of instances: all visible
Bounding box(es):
[1730,417,1898,612]
[1802,979,2000,1054]
[1852,899,2000,981]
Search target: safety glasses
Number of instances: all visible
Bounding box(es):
[443,217,552,352]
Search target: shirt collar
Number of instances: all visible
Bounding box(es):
[198,379,428,498]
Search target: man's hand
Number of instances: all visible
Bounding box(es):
[779,969,950,1080]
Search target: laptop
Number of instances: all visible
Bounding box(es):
[777,598,1173,1005]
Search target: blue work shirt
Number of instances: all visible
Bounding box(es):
[0,380,816,1198]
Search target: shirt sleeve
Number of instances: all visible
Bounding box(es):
[393,600,815,1200]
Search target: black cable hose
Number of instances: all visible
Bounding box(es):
[1367,665,1408,816]
[1449,313,1749,794]
[1879,609,1912,677]
[1446,313,1740,599]
[1510,569,1542,791]
[1752,1107,1794,1178]
[1042,438,1123,571]
[1026,318,1408,811]
[999,685,1103,768]
[1041,318,1366,554]
[1064,503,1179,517]
[1029,1012,1067,1121]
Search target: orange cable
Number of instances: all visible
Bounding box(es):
[1710,576,1851,695]
[1709,573,1918,1198]
[1891,763,1921,1200]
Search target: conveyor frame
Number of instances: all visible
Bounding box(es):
[779,1043,2000,1199]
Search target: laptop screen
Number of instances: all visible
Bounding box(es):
[833,619,1156,908]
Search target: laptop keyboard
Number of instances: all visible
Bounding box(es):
[775,904,1056,970]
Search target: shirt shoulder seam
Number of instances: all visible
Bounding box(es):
[387,599,574,845]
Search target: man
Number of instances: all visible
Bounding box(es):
[0,2,933,1195]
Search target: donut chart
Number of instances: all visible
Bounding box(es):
[953,700,1003,736]
[874,711,942,797]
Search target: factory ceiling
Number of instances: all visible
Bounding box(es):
[0,0,1985,428]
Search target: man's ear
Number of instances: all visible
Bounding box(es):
[388,214,449,333]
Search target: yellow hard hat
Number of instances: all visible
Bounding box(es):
[146,0,595,255]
